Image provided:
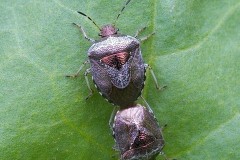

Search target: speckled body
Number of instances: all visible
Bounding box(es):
[88,35,145,107]
[112,104,164,160]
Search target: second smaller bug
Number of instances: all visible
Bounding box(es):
[111,104,165,160]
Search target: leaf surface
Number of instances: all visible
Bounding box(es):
[0,0,239,159]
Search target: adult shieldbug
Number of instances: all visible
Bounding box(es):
[111,104,165,160]
[67,0,160,107]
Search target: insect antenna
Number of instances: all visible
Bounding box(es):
[77,11,101,31]
[113,0,132,26]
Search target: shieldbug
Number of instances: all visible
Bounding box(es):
[111,104,165,160]
[67,0,161,107]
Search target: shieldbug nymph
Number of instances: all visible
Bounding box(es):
[111,104,165,160]
[67,0,160,107]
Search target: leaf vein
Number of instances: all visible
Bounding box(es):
[175,112,240,157]
[162,2,240,58]
[11,7,49,75]
[52,0,78,16]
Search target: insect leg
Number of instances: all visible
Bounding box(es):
[141,95,167,131]
[141,95,154,114]
[65,60,89,78]
[160,151,176,160]
[84,68,94,100]
[139,32,155,42]
[109,106,119,131]
[161,124,168,131]
[134,26,147,38]
[144,64,167,90]
[72,23,95,43]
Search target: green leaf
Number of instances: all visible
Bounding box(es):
[1,0,239,159]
